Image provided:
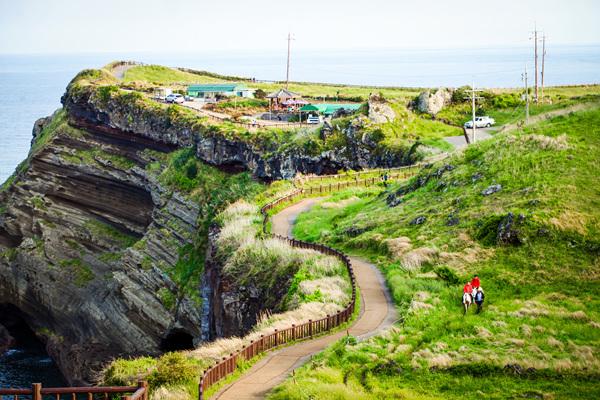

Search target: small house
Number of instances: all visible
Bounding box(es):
[187,84,254,99]
[266,89,303,110]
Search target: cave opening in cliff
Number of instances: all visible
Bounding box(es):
[160,329,194,352]
[0,304,66,386]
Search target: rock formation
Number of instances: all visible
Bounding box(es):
[416,88,453,116]
[0,68,421,384]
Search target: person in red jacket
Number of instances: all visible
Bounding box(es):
[471,274,480,289]
[463,281,473,294]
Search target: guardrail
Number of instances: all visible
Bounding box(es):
[198,165,420,399]
[295,163,423,183]
[0,381,147,400]
[198,187,356,399]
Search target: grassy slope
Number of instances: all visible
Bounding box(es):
[436,85,600,127]
[270,107,600,399]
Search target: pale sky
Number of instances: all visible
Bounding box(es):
[0,0,599,54]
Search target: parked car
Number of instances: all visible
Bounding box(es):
[464,116,495,128]
[165,93,185,104]
[306,115,322,124]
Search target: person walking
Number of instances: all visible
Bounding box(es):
[462,281,473,315]
[474,287,485,313]
[471,274,480,289]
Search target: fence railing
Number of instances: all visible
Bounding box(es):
[295,162,424,183]
[198,164,420,398]
[198,186,357,399]
[0,381,148,400]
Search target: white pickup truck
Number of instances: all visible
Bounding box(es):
[464,116,495,129]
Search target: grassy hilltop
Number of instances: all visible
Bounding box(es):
[271,107,600,399]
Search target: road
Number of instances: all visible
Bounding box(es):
[213,198,397,399]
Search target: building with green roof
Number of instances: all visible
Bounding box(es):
[299,103,361,116]
[187,83,253,99]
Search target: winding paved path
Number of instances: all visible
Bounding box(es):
[213,198,397,399]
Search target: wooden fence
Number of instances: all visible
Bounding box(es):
[295,162,423,183]
[0,381,147,400]
[198,186,357,399]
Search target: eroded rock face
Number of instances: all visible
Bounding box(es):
[0,114,203,384]
[62,87,412,181]
[0,323,15,353]
[416,88,453,116]
[202,225,289,340]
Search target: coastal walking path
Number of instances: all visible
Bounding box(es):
[213,198,397,399]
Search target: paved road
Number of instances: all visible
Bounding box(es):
[444,128,493,149]
[213,198,397,399]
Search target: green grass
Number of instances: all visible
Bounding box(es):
[122,65,227,85]
[59,258,95,287]
[274,106,600,398]
[84,219,138,248]
[63,148,136,170]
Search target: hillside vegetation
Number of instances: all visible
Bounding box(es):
[271,107,600,399]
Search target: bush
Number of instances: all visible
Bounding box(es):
[149,352,200,387]
[434,266,460,284]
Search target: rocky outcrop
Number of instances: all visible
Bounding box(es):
[416,88,453,116]
[62,83,413,181]
[0,322,15,353]
[368,95,396,123]
[0,112,203,384]
[202,226,289,340]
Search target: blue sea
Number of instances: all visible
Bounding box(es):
[1,45,600,183]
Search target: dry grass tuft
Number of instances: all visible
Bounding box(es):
[401,247,438,271]
[320,196,360,209]
[569,310,588,320]
[476,327,492,338]
[150,387,190,400]
[299,276,350,305]
[548,210,588,235]
[521,133,570,150]
[521,324,532,337]
[547,337,563,348]
[386,237,412,258]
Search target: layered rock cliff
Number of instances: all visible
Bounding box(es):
[0,67,417,384]
[0,109,203,384]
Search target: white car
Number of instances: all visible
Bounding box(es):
[306,115,322,124]
[165,93,185,104]
[464,116,495,128]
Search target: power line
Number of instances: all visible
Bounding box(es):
[530,24,541,103]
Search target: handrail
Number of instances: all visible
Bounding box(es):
[0,381,148,400]
[295,162,423,183]
[198,184,359,399]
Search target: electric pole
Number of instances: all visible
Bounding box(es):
[464,82,483,143]
[286,33,294,90]
[541,35,547,103]
[522,65,530,125]
[531,24,539,103]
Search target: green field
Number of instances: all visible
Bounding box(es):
[270,106,600,399]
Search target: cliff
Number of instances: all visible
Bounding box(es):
[0,67,415,384]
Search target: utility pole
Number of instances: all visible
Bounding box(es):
[541,35,547,103]
[286,33,294,90]
[522,65,530,125]
[531,24,539,103]
[464,82,483,143]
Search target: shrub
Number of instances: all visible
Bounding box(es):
[148,352,200,388]
[434,266,460,284]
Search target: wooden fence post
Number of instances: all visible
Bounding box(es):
[32,383,42,400]
[138,380,148,400]
[309,320,313,337]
